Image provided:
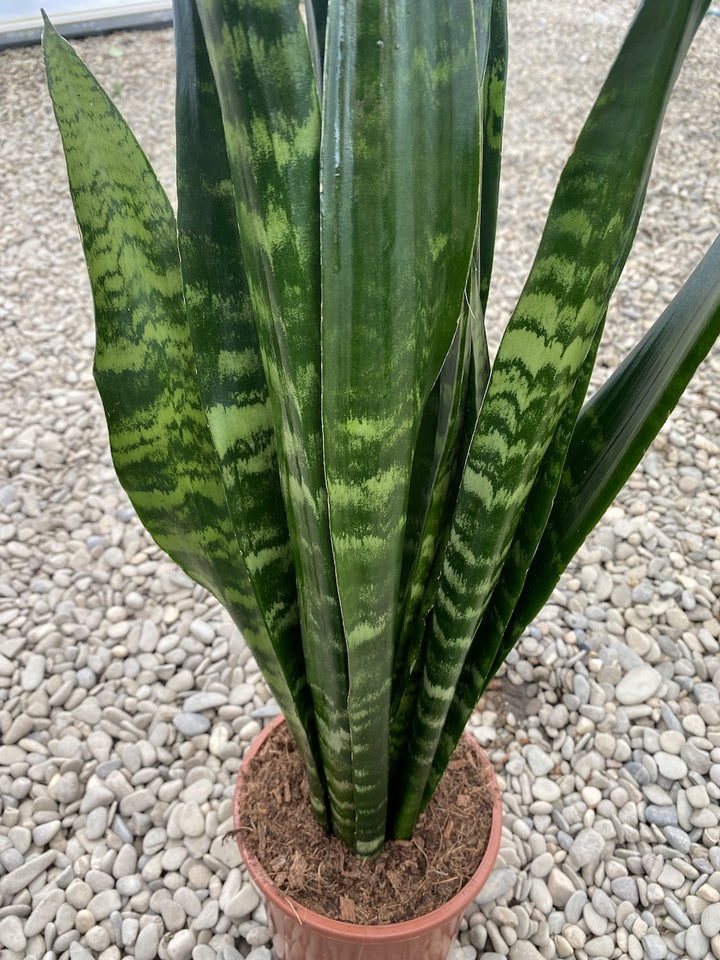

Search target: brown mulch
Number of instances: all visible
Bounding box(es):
[232,722,496,925]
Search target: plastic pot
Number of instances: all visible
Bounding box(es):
[232,715,503,960]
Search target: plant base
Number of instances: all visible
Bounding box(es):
[232,716,503,960]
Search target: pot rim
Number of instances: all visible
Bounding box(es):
[232,714,503,942]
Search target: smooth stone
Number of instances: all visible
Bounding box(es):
[69,944,95,960]
[585,934,615,958]
[695,683,720,706]
[0,915,26,952]
[475,868,516,905]
[615,667,662,705]
[25,888,65,936]
[113,844,138,878]
[530,878,552,915]
[658,730,685,755]
[530,852,554,879]
[658,864,685,889]
[531,778,561,803]
[167,802,205,839]
[449,949,476,960]
[66,880,93,910]
[134,922,162,960]
[611,876,639,903]
[508,942,544,960]
[0,849,57,896]
[84,807,108,841]
[686,784,710,808]
[246,950,273,960]
[180,778,214,804]
[32,820,61,846]
[193,898,219,931]
[682,741,712,775]
[524,745,554,777]
[189,619,215,642]
[182,692,228,712]
[565,890,588,924]
[79,785,114,813]
[591,889,615,920]
[20,653,46,691]
[643,933,667,959]
[624,762,650,786]
[159,899,187,932]
[547,868,575,908]
[165,928,195,960]
[569,828,605,868]
[663,826,692,854]
[173,713,211,736]
[686,924,710,959]
[645,805,678,827]
[245,925,271,946]
[87,889,121,920]
[701,902,720,938]
[224,883,261,920]
[655,752,688,780]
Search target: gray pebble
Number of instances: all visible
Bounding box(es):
[20,653,46,691]
[643,933,668,959]
[0,915,26,953]
[224,883,261,920]
[701,902,720,938]
[173,712,212,736]
[568,828,605,868]
[246,949,273,960]
[645,805,678,827]
[611,876,639,903]
[508,943,544,960]
[565,890,588,924]
[475,868,516,904]
[615,667,662,705]
[663,826,692,854]
[134,921,162,960]
[165,928,196,960]
[685,924,710,959]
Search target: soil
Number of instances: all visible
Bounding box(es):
[232,722,497,925]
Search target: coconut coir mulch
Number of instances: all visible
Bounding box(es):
[232,723,496,925]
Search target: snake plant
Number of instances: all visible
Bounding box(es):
[44,0,720,858]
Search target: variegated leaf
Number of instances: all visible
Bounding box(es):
[195,0,355,846]
[391,0,712,836]
[321,0,481,855]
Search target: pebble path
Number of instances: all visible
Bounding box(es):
[2,3,719,959]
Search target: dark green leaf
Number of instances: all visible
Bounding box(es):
[195,0,354,846]
[42,16,321,797]
[173,0,328,824]
[321,0,481,855]
[392,0,711,836]
[510,231,720,636]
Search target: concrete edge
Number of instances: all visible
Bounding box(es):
[0,2,173,49]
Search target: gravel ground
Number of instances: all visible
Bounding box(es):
[1,4,720,960]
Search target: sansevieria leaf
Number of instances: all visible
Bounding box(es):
[321,0,481,855]
[42,12,327,823]
[392,0,712,835]
[172,0,327,818]
[511,231,720,639]
[194,0,355,846]
[477,0,507,314]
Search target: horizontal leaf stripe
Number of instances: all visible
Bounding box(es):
[421,331,603,804]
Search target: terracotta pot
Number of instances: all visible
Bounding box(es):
[232,715,503,960]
